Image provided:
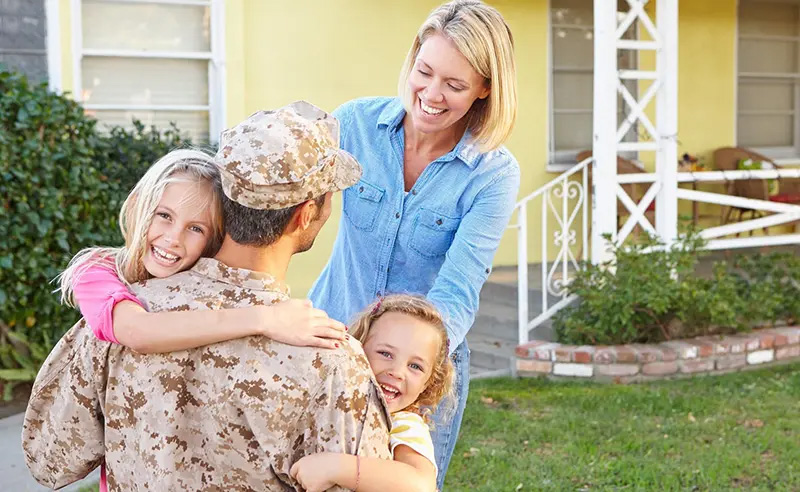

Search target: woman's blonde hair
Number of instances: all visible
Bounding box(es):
[58,148,225,306]
[398,0,517,152]
[350,294,455,422]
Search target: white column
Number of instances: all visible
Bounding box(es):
[655,0,679,245]
[591,1,618,264]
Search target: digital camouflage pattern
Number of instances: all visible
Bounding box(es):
[23,258,391,490]
[216,100,362,210]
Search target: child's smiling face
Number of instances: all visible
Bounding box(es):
[362,312,441,413]
[142,177,214,278]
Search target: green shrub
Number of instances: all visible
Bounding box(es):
[0,68,190,395]
[553,233,799,346]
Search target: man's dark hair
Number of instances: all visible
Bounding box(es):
[221,194,326,247]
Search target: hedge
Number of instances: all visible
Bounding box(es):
[0,67,192,395]
[553,233,800,346]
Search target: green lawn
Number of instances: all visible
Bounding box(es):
[447,364,800,491]
[72,364,800,491]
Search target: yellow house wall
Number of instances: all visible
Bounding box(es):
[55,1,740,296]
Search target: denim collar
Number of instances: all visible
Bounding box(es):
[376,97,480,169]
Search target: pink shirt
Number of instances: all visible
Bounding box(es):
[72,262,144,344]
[72,262,144,492]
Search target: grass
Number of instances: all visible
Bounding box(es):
[446,363,800,491]
[66,364,800,492]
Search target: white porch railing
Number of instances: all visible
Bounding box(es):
[616,169,800,249]
[511,156,591,346]
[514,164,800,346]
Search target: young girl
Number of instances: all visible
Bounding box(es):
[59,148,347,353]
[59,148,347,492]
[290,295,455,492]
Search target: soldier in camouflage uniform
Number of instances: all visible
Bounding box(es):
[23,101,392,491]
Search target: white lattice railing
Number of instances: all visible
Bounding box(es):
[512,163,800,346]
[510,156,591,346]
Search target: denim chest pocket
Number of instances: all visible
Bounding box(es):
[343,179,385,232]
[409,208,462,258]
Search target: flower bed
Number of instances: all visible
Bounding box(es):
[515,326,800,383]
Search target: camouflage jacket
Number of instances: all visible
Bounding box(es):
[23,258,391,490]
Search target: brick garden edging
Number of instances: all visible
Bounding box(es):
[515,327,800,383]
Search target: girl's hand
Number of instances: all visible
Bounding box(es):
[256,299,347,349]
[289,452,343,492]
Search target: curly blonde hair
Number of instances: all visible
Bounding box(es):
[350,294,455,422]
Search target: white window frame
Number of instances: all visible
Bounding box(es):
[546,0,639,173]
[45,0,62,92]
[69,0,226,143]
[0,0,62,90]
[736,0,800,163]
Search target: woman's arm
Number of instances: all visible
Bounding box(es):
[73,264,346,354]
[428,162,521,351]
[289,448,436,492]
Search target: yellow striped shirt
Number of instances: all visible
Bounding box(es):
[389,411,437,473]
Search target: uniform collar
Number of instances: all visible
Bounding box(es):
[377,98,480,169]
[191,258,290,296]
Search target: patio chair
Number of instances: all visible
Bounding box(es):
[712,147,800,234]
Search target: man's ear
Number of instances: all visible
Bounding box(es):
[293,199,317,231]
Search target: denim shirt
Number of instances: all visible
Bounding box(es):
[309,97,520,349]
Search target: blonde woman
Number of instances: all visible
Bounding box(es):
[309,1,519,487]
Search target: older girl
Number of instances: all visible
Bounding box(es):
[309,1,519,487]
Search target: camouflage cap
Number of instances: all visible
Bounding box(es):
[215,101,362,210]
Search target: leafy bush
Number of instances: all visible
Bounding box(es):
[0,68,190,396]
[553,233,800,346]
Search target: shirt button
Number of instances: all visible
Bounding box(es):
[395,212,401,219]
[411,189,418,195]
[359,186,364,192]
[436,218,443,225]
[376,291,382,297]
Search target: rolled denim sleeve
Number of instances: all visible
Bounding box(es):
[426,163,520,350]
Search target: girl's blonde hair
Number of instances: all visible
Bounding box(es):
[58,148,225,306]
[350,294,455,422]
[397,0,517,152]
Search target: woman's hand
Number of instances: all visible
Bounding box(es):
[289,452,344,492]
[253,299,347,349]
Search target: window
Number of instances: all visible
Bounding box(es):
[549,0,637,168]
[0,0,48,83]
[737,0,800,159]
[74,0,225,143]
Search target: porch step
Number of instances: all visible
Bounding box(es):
[467,263,579,376]
[467,328,516,378]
